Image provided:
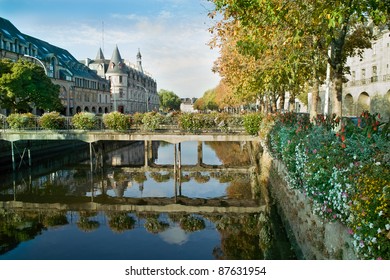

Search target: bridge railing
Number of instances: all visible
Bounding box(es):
[0,113,247,134]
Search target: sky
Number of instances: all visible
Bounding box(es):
[0,0,221,98]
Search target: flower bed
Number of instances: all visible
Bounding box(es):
[267,111,389,259]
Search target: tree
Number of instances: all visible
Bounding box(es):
[0,59,62,113]
[209,0,389,117]
[158,89,181,112]
[194,88,218,111]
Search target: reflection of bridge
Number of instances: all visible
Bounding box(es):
[1,200,265,214]
[121,164,253,173]
[0,129,259,172]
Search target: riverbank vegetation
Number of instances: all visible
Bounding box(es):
[265,111,389,259]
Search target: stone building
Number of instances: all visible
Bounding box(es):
[342,26,390,120]
[308,26,390,120]
[84,46,159,114]
[0,17,111,116]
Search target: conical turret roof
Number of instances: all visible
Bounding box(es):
[106,45,127,74]
[95,48,105,60]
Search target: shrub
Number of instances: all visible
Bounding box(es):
[6,113,36,129]
[71,112,97,130]
[132,112,144,127]
[39,112,65,130]
[178,113,203,133]
[142,112,164,131]
[349,163,390,260]
[243,113,262,135]
[103,111,131,131]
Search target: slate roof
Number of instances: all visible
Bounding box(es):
[0,17,104,81]
[106,45,127,75]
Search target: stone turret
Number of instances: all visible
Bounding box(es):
[136,48,143,73]
[106,45,126,74]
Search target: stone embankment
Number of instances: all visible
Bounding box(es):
[260,143,357,260]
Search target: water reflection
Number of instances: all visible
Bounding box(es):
[0,141,296,259]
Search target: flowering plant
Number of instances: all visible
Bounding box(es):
[267,111,389,259]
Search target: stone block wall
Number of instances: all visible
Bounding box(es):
[263,151,357,259]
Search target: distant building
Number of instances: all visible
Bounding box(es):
[84,47,159,114]
[180,97,197,113]
[0,17,110,116]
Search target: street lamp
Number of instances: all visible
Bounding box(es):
[24,54,47,76]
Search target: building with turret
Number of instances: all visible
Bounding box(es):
[84,46,159,113]
[0,17,111,116]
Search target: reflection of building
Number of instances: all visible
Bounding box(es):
[0,17,110,116]
[105,141,159,166]
[84,47,159,113]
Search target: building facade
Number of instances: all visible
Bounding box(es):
[0,17,111,116]
[342,26,390,120]
[1,17,159,117]
[308,26,390,120]
[84,46,159,114]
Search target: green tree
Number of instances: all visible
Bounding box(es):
[158,89,181,112]
[0,58,62,113]
[194,88,218,111]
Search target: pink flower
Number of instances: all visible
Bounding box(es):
[347,228,354,235]
[313,149,317,154]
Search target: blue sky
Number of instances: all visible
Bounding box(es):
[1,0,220,98]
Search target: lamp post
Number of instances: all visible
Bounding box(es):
[24,54,47,76]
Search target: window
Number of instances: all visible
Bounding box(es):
[119,89,124,98]
[372,66,378,82]
[119,76,122,83]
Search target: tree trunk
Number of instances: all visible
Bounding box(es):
[271,94,277,113]
[310,77,319,122]
[279,90,285,112]
[331,70,343,117]
[288,92,295,112]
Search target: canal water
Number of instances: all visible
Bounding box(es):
[0,141,296,260]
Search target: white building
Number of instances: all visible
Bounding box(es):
[308,26,390,120]
[84,46,159,114]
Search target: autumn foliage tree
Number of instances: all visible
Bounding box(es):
[208,0,389,117]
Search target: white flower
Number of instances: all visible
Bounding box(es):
[378,211,383,217]
[372,237,377,243]
[377,228,382,234]
[369,223,374,229]
[386,224,390,230]
[375,162,381,166]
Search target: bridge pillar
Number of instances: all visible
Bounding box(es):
[89,142,93,173]
[11,141,15,172]
[178,143,181,170]
[197,141,203,166]
[144,140,149,167]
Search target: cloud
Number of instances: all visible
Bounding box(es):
[5,1,220,97]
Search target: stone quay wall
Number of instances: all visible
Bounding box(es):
[260,145,357,260]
